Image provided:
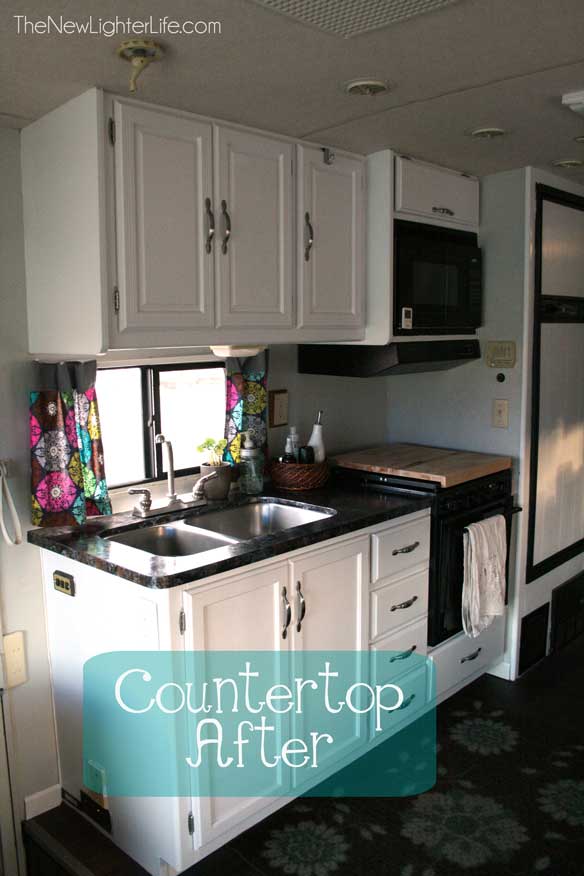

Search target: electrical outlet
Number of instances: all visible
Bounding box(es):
[492,399,509,429]
[2,631,28,688]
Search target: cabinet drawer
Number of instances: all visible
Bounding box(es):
[369,663,430,741]
[371,569,428,641]
[429,618,505,699]
[371,516,430,584]
[395,156,479,228]
[370,617,428,681]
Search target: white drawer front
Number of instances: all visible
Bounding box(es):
[369,663,430,741]
[395,156,479,228]
[429,618,505,699]
[370,617,428,680]
[371,569,428,641]
[371,516,430,584]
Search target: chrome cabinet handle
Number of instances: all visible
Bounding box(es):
[392,541,420,556]
[204,198,215,253]
[304,212,314,261]
[432,206,455,216]
[295,581,306,633]
[461,647,482,664]
[281,586,291,640]
[221,200,231,254]
[390,595,418,612]
[390,645,417,663]
[398,693,416,711]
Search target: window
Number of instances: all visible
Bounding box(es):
[96,363,226,488]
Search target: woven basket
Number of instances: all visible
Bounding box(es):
[269,460,329,491]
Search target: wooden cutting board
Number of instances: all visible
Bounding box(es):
[334,443,512,488]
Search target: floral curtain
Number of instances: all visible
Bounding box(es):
[223,351,268,464]
[30,361,111,526]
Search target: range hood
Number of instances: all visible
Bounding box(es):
[298,339,481,377]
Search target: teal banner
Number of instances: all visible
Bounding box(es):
[83,651,436,798]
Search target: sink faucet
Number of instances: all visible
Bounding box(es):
[192,471,218,500]
[155,434,177,500]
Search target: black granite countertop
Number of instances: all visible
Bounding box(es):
[27,485,431,589]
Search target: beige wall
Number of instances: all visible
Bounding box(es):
[0,128,59,815]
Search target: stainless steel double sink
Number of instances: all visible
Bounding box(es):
[106,500,336,558]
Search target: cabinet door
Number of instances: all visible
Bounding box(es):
[289,537,369,790]
[214,126,294,328]
[395,155,479,227]
[183,564,290,849]
[114,101,214,337]
[297,145,365,330]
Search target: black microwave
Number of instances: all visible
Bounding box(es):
[394,219,482,335]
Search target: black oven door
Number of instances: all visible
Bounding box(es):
[394,220,482,335]
[428,498,513,647]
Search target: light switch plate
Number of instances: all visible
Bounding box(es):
[2,631,27,688]
[492,399,509,429]
[269,389,289,427]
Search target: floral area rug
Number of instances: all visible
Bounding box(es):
[187,635,584,876]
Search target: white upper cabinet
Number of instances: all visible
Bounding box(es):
[297,145,365,330]
[395,155,479,229]
[214,127,294,328]
[113,101,214,344]
[22,89,366,355]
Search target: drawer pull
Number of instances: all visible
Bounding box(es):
[392,540,420,556]
[398,693,416,711]
[390,645,417,663]
[295,580,306,633]
[460,647,482,664]
[281,586,291,640]
[432,205,455,216]
[390,595,418,612]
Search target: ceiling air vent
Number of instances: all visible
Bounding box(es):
[250,0,460,38]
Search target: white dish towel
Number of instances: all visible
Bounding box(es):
[462,515,506,638]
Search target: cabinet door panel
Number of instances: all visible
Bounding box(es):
[297,146,364,329]
[183,564,290,849]
[114,101,214,334]
[395,156,478,227]
[289,537,369,790]
[215,127,293,328]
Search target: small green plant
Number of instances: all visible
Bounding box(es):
[197,437,227,466]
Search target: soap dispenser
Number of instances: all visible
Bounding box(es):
[239,431,264,495]
[307,410,326,463]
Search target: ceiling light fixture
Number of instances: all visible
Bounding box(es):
[574,135,584,144]
[344,78,390,97]
[469,127,506,139]
[118,39,164,93]
[551,158,584,168]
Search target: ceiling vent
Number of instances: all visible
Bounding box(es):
[250,0,460,38]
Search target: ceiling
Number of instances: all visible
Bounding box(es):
[2,0,584,181]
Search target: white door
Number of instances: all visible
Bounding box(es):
[182,563,291,849]
[297,145,365,330]
[289,537,369,790]
[214,126,294,328]
[113,101,214,338]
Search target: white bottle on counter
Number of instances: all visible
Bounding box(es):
[307,410,326,463]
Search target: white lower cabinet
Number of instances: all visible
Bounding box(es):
[39,506,503,875]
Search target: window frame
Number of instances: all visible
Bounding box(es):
[98,361,225,489]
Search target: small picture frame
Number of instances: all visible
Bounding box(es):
[269,389,289,427]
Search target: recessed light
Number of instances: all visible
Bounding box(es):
[344,78,390,97]
[551,158,584,168]
[469,127,506,139]
[574,135,584,143]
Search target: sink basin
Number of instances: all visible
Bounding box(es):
[186,500,335,541]
[106,521,237,557]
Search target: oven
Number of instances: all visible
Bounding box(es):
[334,467,514,647]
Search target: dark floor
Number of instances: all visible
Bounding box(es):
[25,635,584,876]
